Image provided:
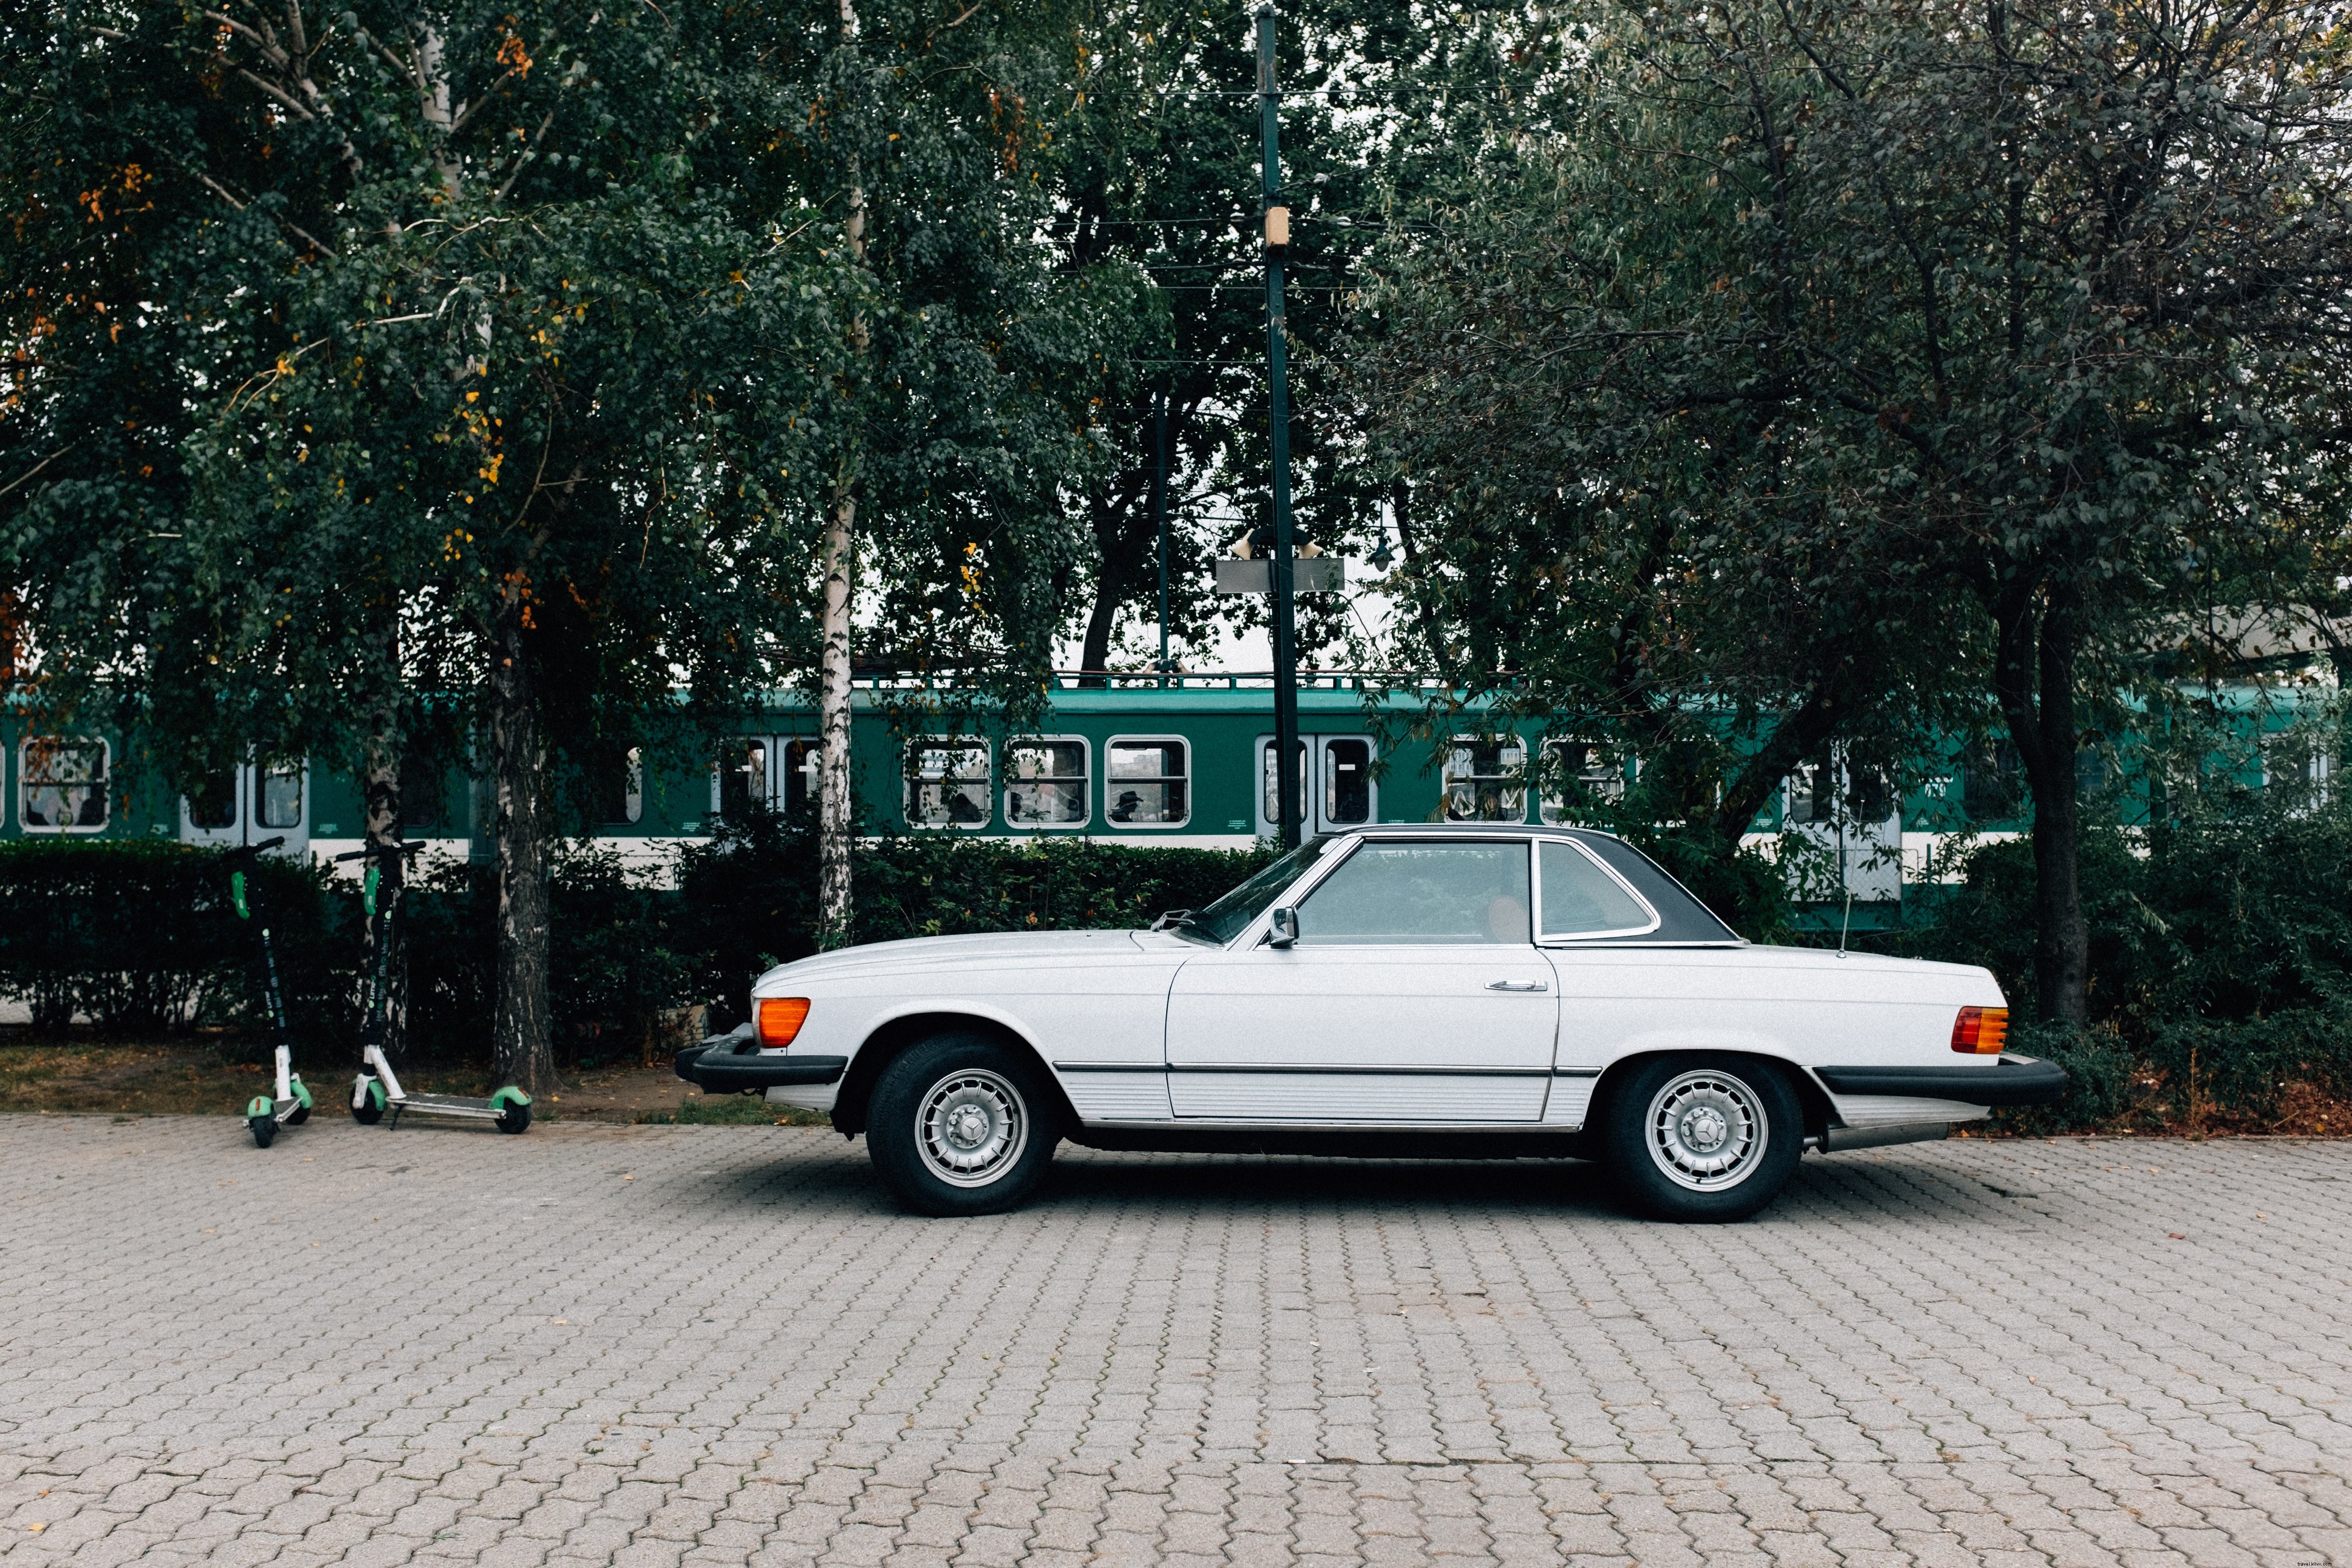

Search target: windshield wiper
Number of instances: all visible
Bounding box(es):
[1148,909,1194,933]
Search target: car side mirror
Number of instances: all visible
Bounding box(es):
[1268,906,1298,948]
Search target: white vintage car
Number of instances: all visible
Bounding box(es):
[678,824,2065,1220]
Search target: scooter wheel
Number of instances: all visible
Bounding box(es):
[287,1105,310,1126]
[249,1115,277,1149]
[352,1080,385,1126]
[495,1101,532,1136]
[288,1078,313,1125]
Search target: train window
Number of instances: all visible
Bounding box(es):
[187,771,239,830]
[594,748,643,826]
[1539,740,1625,825]
[1262,740,1306,826]
[909,738,990,828]
[21,738,109,832]
[257,764,304,830]
[716,740,769,818]
[1961,741,2024,820]
[1444,737,1525,822]
[1791,756,1891,825]
[1323,738,1374,826]
[783,738,822,813]
[400,751,444,831]
[1006,738,1088,828]
[1106,737,1189,828]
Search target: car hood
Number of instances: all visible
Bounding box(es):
[756,929,1150,990]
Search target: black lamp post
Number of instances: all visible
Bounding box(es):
[1258,2,1301,847]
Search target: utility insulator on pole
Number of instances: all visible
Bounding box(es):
[1257,1,1302,848]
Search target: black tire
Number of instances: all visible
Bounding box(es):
[287,1104,310,1126]
[1599,1054,1802,1222]
[351,1079,384,1126]
[866,1034,1060,1217]
[249,1114,277,1149]
[496,1101,532,1135]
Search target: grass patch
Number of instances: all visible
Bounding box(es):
[636,1094,829,1127]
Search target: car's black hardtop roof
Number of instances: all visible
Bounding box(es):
[1323,822,1742,944]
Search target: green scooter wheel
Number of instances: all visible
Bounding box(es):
[249,1114,277,1149]
[287,1078,313,1125]
[351,1078,386,1126]
[495,1101,532,1135]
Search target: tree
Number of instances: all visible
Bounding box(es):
[1351,0,2352,1000]
[6,3,859,1087]
[6,0,1154,1041]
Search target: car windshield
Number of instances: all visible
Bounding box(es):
[1173,836,1333,945]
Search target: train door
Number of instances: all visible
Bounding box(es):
[1783,748,1900,902]
[180,762,310,857]
[1256,734,1378,838]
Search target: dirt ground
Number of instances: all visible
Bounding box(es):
[0,1037,818,1125]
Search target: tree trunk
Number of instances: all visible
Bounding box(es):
[489,602,558,1092]
[361,699,408,1071]
[818,483,855,945]
[1993,580,2089,1025]
[817,0,866,948]
[1077,497,1122,688]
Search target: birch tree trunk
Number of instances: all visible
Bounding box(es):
[489,599,558,1092]
[361,642,408,1068]
[816,0,866,946]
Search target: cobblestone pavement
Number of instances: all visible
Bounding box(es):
[4,1116,2350,1568]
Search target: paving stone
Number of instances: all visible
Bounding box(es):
[5,1118,2351,1566]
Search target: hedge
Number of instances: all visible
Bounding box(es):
[11,801,2348,1131]
[0,818,1272,1072]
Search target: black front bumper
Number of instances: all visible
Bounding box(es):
[674,1034,849,1095]
[1815,1053,2068,1108]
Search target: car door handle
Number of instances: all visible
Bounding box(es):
[1485,980,1548,992]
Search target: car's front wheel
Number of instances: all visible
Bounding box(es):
[1600,1054,1801,1222]
[867,1034,1060,1216]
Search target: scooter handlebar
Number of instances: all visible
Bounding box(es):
[332,840,428,863]
[218,836,288,863]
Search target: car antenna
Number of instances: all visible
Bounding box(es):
[1838,888,1854,956]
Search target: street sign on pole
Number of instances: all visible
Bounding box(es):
[1257,3,1302,848]
[1214,557,1343,595]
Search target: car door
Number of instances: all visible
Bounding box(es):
[1163,836,1559,1122]
[1533,836,1678,1128]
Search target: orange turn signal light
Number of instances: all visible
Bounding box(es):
[1951,1005,2008,1055]
[757,997,811,1047]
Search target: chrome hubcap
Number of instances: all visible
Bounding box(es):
[1645,1071,1765,1191]
[917,1069,1028,1189]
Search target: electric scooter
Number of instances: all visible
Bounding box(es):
[222,836,314,1148]
[336,840,532,1134]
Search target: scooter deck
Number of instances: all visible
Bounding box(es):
[388,1093,509,1121]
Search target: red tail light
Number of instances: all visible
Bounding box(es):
[1951,1005,2008,1054]
[757,997,811,1047]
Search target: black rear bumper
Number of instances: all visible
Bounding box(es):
[1814,1054,2068,1108]
[674,1035,849,1095]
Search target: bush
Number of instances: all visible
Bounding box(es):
[672,808,1278,1029]
[0,824,1277,1069]
[0,839,354,1044]
[1900,779,2352,1127]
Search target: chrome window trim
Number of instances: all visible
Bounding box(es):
[1002,734,1091,831]
[1247,832,1542,950]
[1102,733,1192,831]
[1532,834,1663,942]
[17,736,111,835]
[905,735,994,831]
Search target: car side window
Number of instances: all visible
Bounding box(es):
[1537,840,1659,938]
[1295,841,1531,945]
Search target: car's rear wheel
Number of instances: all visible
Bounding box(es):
[867,1034,1059,1217]
[1600,1054,1801,1222]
